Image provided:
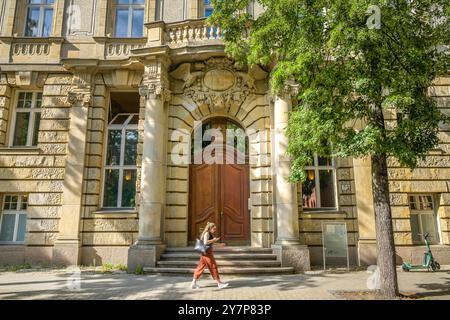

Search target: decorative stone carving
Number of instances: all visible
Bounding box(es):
[139,83,171,102]
[13,43,50,56]
[283,79,300,97]
[171,57,256,112]
[1,71,48,88]
[67,91,91,107]
[66,72,94,107]
[139,58,171,102]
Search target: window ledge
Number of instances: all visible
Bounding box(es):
[300,210,347,219]
[0,147,41,155]
[91,209,138,219]
[0,242,25,247]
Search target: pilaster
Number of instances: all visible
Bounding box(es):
[354,156,377,265]
[52,70,94,266]
[127,56,171,272]
[0,73,12,146]
[270,81,310,271]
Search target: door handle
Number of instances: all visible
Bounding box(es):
[221,210,223,216]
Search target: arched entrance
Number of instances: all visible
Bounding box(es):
[188,118,250,245]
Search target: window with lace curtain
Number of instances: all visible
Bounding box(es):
[302,155,337,210]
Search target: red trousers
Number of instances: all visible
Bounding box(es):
[193,250,220,280]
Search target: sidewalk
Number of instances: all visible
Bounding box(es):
[0,266,449,300]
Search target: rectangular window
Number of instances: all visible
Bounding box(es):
[103,114,138,208]
[204,0,213,17]
[114,0,145,38]
[0,195,28,243]
[11,92,42,147]
[302,156,337,210]
[409,195,440,244]
[24,0,54,37]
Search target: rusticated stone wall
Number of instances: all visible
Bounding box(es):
[79,76,139,266]
[0,73,73,264]
[165,94,273,247]
[297,157,359,265]
[386,77,450,248]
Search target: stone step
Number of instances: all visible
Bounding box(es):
[165,247,273,253]
[157,260,282,267]
[160,253,278,260]
[143,266,294,275]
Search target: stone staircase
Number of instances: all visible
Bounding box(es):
[143,246,294,276]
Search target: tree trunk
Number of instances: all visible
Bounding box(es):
[371,153,399,298]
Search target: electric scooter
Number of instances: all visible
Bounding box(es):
[401,233,441,272]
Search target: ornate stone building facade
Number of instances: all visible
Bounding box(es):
[0,0,449,271]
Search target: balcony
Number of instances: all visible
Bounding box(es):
[163,19,224,48]
[147,19,224,47]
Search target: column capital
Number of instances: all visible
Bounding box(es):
[268,80,299,103]
[138,82,171,102]
[283,79,300,98]
[265,93,275,104]
[140,56,171,101]
[66,71,94,107]
[67,91,91,107]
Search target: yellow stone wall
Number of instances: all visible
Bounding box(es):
[386,77,450,247]
[298,157,359,264]
[165,88,273,247]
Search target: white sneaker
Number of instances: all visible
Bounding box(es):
[190,282,199,289]
[218,283,229,289]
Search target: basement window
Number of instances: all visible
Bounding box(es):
[0,195,28,243]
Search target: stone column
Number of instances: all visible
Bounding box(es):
[127,57,170,272]
[353,157,377,265]
[52,71,93,266]
[271,86,310,271]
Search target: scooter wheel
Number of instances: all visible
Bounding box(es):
[431,262,438,272]
[435,262,440,271]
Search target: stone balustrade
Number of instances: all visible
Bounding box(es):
[165,19,223,45]
[12,41,50,56]
[6,38,63,63]
[105,41,146,58]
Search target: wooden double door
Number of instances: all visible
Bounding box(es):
[189,118,250,245]
[189,163,250,244]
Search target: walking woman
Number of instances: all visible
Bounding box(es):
[191,222,229,289]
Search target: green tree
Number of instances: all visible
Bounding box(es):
[210,0,450,297]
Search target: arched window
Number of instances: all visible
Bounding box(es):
[191,118,248,165]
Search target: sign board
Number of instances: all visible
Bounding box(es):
[322,222,349,271]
